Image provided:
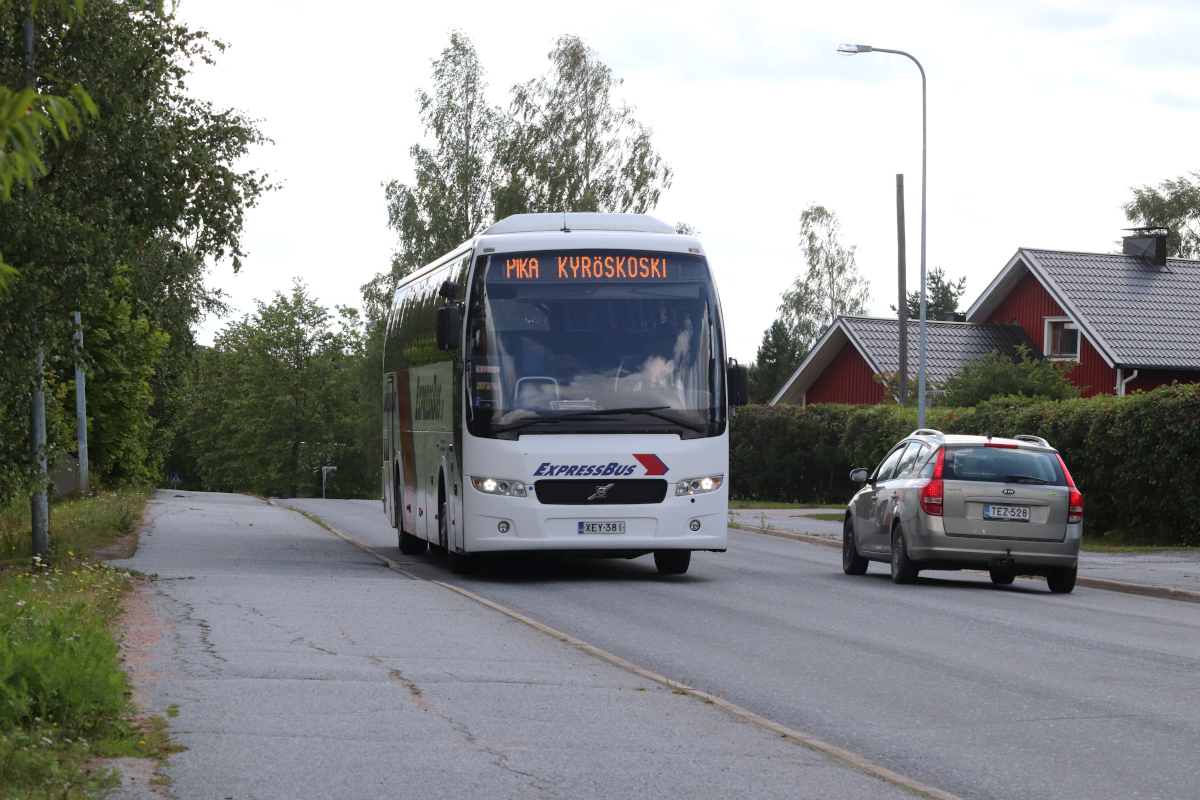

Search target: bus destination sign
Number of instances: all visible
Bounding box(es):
[498,253,677,281]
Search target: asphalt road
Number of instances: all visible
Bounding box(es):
[114,491,916,800]
[284,498,1200,800]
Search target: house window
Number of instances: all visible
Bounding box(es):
[1046,319,1079,360]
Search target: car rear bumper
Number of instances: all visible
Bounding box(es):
[907,516,1082,569]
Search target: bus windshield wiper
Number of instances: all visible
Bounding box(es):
[491,406,705,434]
[561,406,707,432]
[1005,474,1047,485]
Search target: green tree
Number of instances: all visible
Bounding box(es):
[1123,169,1200,258]
[779,204,870,354]
[748,319,802,404]
[890,266,967,320]
[189,282,368,498]
[0,1,269,503]
[382,31,501,282]
[494,34,672,217]
[940,346,1080,407]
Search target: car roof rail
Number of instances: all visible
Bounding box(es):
[911,428,945,440]
[1013,434,1052,448]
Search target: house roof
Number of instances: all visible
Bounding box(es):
[966,248,1200,370]
[771,316,1037,405]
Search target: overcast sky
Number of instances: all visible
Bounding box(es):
[182,0,1200,361]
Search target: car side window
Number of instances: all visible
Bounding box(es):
[918,447,942,478]
[895,442,928,478]
[873,445,906,482]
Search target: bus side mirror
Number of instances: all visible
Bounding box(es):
[727,361,749,406]
[436,306,461,350]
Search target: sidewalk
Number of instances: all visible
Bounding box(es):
[730,508,1200,594]
[107,491,915,800]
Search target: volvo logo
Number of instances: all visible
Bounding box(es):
[1002,488,1016,495]
[588,483,615,501]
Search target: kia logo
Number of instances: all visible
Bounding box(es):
[588,483,615,501]
[1002,488,1016,495]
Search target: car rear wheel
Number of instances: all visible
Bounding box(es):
[989,569,1015,585]
[890,526,920,584]
[1047,565,1077,594]
[654,550,691,575]
[842,517,868,575]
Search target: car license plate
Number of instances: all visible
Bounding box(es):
[578,520,626,534]
[984,504,1030,521]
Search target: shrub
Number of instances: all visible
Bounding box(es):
[730,383,1200,546]
[941,345,1080,406]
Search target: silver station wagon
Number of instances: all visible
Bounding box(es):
[843,429,1084,593]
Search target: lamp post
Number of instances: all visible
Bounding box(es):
[838,43,929,427]
[322,466,337,499]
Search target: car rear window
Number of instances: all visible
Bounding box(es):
[943,446,1066,485]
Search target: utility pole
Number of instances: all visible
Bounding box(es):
[26,8,49,563]
[75,312,89,493]
[896,174,908,408]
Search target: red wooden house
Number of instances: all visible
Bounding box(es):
[772,232,1200,405]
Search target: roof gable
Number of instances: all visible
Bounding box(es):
[968,248,1200,370]
[771,316,1036,405]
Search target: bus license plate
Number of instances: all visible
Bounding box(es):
[984,505,1030,521]
[578,520,625,535]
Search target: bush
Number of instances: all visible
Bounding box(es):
[940,345,1080,406]
[730,383,1200,546]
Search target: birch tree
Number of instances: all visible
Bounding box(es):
[779,204,870,352]
[494,34,672,216]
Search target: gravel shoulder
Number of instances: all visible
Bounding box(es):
[107,490,915,800]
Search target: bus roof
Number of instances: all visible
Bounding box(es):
[483,213,677,236]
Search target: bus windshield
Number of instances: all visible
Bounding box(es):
[465,250,724,440]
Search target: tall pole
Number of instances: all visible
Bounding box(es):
[896,174,908,408]
[850,46,928,427]
[26,9,49,563]
[917,58,928,428]
[75,312,89,493]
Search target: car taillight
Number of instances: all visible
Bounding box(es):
[1068,488,1084,524]
[1057,454,1084,524]
[919,447,945,516]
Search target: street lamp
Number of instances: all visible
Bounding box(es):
[322,466,337,499]
[838,43,930,427]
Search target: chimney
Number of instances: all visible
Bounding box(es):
[944,312,966,322]
[1122,228,1168,266]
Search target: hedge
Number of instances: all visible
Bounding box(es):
[730,383,1200,546]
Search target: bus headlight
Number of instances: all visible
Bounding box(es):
[675,475,724,496]
[471,477,527,497]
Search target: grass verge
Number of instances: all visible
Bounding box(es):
[0,488,178,798]
[1082,536,1200,554]
[0,488,150,571]
[728,500,843,510]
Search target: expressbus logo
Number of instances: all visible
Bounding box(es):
[534,454,669,478]
[414,375,443,421]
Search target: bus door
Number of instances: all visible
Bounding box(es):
[396,370,418,536]
[383,372,396,522]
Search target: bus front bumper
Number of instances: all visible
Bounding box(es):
[461,490,728,553]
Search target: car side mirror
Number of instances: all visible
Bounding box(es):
[436,306,461,351]
[727,360,749,406]
[849,468,870,483]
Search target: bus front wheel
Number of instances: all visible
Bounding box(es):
[654,550,691,575]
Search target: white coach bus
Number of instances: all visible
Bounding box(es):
[381,213,747,574]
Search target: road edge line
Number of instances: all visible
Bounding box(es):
[267,499,420,580]
[432,578,966,800]
[736,525,1200,603]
